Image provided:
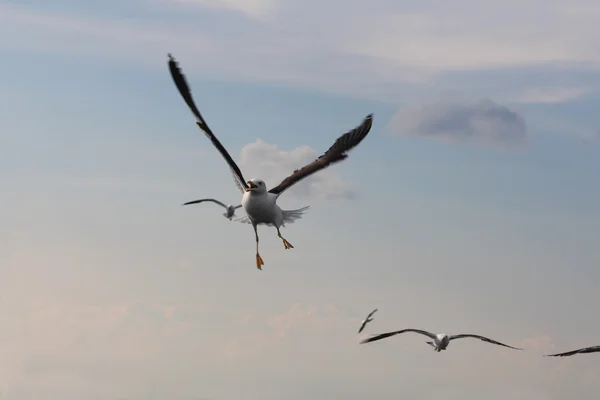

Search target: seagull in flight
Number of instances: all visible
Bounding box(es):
[358,309,377,334]
[360,328,523,352]
[543,345,600,357]
[182,198,242,220]
[167,54,373,270]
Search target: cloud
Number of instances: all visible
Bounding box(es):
[580,128,600,144]
[0,300,213,398]
[173,0,279,19]
[3,2,600,102]
[388,98,527,149]
[517,87,590,104]
[519,334,556,352]
[267,303,319,338]
[266,302,350,339]
[238,312,254,325]
[239,139,354,200]
[218,303,351,362]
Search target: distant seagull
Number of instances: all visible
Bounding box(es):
[543,345,600,357]
[360,329,523,352]
[358,309,377,334]
[183,198,242,220]
[167,53,373,270]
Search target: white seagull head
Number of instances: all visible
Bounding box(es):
[246,178,267,193]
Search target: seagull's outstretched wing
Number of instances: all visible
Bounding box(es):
[449,334,523,350]
[268,114,373,196]
[544,345,600,357]
[182,198,228,208]
[167,54,248,192]
[233,205,243,209]
[360,329,437,344]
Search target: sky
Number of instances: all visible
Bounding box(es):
[1,0,600,398]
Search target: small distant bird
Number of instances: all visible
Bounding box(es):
[543,345,600,357]
[183,198,242,220]
[360,329,523,352]
[167,53,373,270]
[358,309,377,334]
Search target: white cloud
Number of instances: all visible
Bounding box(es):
[518,87,590,104]
[239,139,354,200]
[388,98,527,149]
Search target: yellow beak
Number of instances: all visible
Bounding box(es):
[246,181,258,192]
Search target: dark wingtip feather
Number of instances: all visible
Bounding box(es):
[359,334,385,344]
[324,113,374,157]
[166,53,205,124]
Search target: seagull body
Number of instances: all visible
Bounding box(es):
[182,198,242,220]
[544,345,600,357]
[360,328,523,352]
[237,178,310,240]
[241,183,280,225]
[168,53,373,270]
[358,309,377,334]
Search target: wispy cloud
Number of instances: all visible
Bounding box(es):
[519,334,556,352]
[517,87,591,104]
[216,303,350,362]
[0,299,213,397]
[387,98,527,149]
[172,0,280,19]
[266,302,350,339]
[3,1,600,101]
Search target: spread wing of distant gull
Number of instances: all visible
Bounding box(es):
[543,345,600,357]
[358,309,377,334]
[168,53,374,270]
[182,198,243,220]
[360,328,523,352]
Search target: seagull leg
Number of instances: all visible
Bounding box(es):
[253,223,264,269]
[276,227,294,249]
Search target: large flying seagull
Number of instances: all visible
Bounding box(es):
[167,54,374,270]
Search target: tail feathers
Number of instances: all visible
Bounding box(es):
[232,206,310,226]
[282,206,310,225]
[426,341,434,347]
